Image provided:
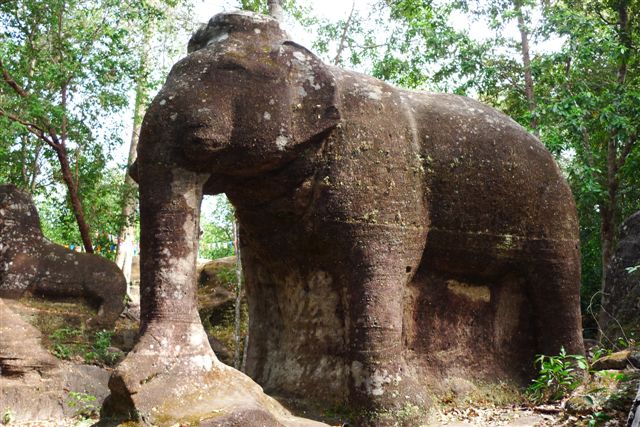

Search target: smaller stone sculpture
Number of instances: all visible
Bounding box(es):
[600,210,640,341]
[0,184,126,326]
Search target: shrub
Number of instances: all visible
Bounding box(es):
[526,347,588,403]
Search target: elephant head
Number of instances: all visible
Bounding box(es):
[140,12,341,179]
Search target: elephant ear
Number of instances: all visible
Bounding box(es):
[281,41,341,143]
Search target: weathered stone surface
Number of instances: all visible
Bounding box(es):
[564,396,596,415]
[591,350,634,371]
[0,298,110,423]
[197,257,240,365]
[0,298,58,377]
[0,184,126,326]
[208,334,233,363]
[601,211,640,342]
[110,11,583,426]
[198,256,238,317]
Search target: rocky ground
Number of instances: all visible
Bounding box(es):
[1,272,638,427]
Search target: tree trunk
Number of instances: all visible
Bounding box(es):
[115,95,143,286]
[514,0,538,133]
[28,143,42,194]
[55,145,94,253]
[598,0,632,335]
[116,32,150,290]
[601,134,619,281]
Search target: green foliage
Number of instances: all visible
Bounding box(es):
[49,327,119,366]
[235,0,316,24]
[0,0,191,252]
[83,330,120,365]
[199,194,235,260]
[215,266,238,290]
[587,411,612,427]
[49,327,83,360]
[199,222,234,259]
[37,167,133,255]
[526,347,588,403]
[66,391,98,419]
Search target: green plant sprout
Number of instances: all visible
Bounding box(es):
[526,346,588,403]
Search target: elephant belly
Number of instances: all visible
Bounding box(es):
[242,247,350,403]
[403,266,537,386]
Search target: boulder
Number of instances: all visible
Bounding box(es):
[197,256,243,366]
[208,334,233,363]
[0,184,126,326]
[600,211,640,342]
[198,256,237,287]
[198,258,237,316]
[0,298,58,377]
[591,350,633,371]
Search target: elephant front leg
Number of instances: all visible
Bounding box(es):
[105,166,218,420]
[526,240,584,357]
[342,225,429,425]
[105,167,323,426]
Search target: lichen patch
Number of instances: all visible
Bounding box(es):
[275,135,288,151]
[447,280,491,303]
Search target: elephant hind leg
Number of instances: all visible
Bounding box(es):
[525,241,584,357]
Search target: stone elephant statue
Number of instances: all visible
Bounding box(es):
[0,184,126,327]
[109,11,583,426]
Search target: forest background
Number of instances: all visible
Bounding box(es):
[1,0,638,338]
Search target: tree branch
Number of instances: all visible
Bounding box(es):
[0,58,29,97]
[0,108,57,148]
[618,134,637,169]
[579,127,598,181]
[334,1,356,65]
[595,8,615,26]
[60,82,69,144]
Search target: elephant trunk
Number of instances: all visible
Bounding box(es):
[138,165,207,330]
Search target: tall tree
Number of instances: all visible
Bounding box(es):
[0,0,162,252]
[514,0,538,133]
[114,37,148,280]
[536,0,639,325]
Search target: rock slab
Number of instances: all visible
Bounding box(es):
[0,298,110,423]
